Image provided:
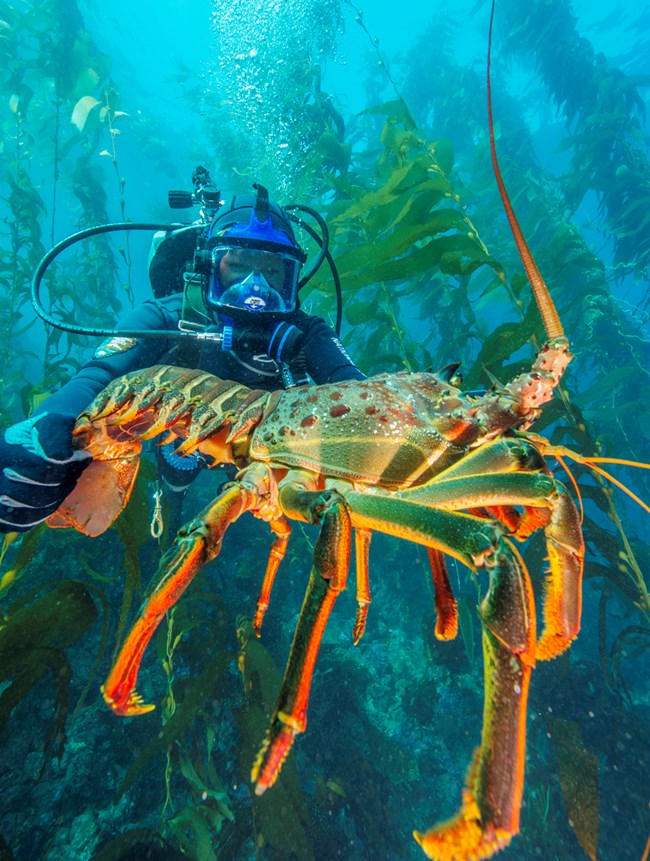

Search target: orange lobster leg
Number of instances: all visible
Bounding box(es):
[352,528,372,644]
[414,541,536,861]
[252,487,352,794]
[253,517,292,637]
[535,484,584,660]
[102,481,264,716]
[428,547,459,641]
[391,441,583,662]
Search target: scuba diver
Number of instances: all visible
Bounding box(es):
[0,171,364,534]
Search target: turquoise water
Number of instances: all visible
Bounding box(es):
[0,1,648,859]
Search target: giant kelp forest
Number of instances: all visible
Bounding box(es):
[0,0,649,860]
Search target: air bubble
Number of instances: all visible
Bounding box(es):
[209,0,342,193]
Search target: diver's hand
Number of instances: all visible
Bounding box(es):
[234,321,304,363]
[266,322,304,364]
[0,413,91,533]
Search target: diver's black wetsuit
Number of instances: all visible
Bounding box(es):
[99,209,364,397]
[41,293,364,419]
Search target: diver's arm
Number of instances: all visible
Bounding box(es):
[297,313,365,384]
[35,299,177,417]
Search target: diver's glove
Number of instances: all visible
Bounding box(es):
[0,412,91,533]
[234,322,305,365]
[266,322,305,365]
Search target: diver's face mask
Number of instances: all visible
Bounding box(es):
[207,245,301,315]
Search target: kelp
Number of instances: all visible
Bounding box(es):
[304,105,504,375]
[165,737,235,861]
[234,620,315,860]
[77,85,136,303]
[412,34,649,399]
[547,716,599,861]
[0,0,127,421]
[108,577,235,861]
[91,829,179,861]
[114,648,233,802]
[157,595,234,845]
[110,588,313,859]
[0,0,180,422]
[0,579,98,766]
[0,524,46,599]
[499,0,650,272]
[0,161,47,422]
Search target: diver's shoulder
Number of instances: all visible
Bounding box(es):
[151,292,184,314]
[120,292,183,332]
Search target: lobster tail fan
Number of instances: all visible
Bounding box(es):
[47,457,140,537]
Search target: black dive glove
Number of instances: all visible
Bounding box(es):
[234,322,305,365]
[0,412,91,533]
[266,322,304,365]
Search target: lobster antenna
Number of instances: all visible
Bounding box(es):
[487,0,564,340]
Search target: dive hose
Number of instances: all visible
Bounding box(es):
[32,215,343,340]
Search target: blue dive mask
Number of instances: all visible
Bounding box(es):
[207,246,302,314]
[206,207,304,315]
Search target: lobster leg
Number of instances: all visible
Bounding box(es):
[428,548,459,641]
[102,479,266,716]
[414,540,536,861]
[535,484,584,660]
[344,469,578,859]
[390,441,583,659]
[352,528,372,644]
[483,482,584,660]
[252,484,352,794]
[253,516,292,637]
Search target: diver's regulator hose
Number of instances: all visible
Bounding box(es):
[31,222,205,341]
[31,213,342,341]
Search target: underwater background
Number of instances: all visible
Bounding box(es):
[0,0,649,859]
